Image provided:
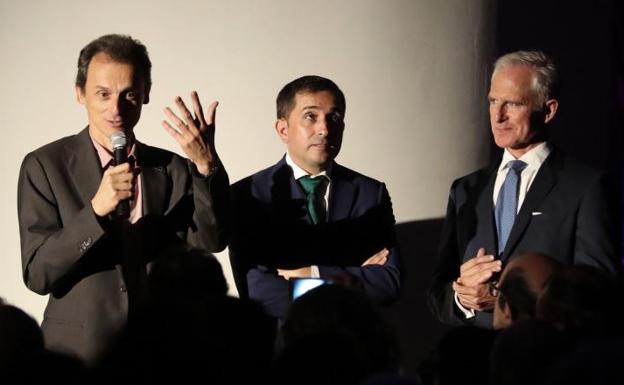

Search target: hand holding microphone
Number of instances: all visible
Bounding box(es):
[90,132,134,218]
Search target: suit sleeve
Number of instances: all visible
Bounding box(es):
[573,172,620,273]
[317,184,401,305]
[18,152,107,295]
[427,183,470,326]
[184,162,230,252]
[246,265,290,319]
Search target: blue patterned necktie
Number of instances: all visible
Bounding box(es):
[298,175,327,224]
[495,160,527,255]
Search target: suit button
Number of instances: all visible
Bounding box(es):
[78,237,93,254]
[120,285,127,293]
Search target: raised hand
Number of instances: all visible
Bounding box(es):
[163,91,219,175]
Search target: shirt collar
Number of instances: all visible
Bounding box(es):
[285,152,332,181]
[89,132,138,169]
[499,142,550,172]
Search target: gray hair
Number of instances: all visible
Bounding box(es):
[492,50,558,108]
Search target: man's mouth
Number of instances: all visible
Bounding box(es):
[311,142,335,149]
[108,120,124,129]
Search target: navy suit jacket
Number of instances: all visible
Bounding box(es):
[428,148,620,328]
[229,157,401,319]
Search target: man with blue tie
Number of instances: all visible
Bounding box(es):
[428,50,619,327]
[229,75,401,320]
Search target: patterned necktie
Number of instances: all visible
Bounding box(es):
[495,160,527,255]
[298,175,327,224]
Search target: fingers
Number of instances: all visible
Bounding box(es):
[361,248,390,266]
[191,91,206,126]
[277,267,312,279]
[457,293,495,311]
[91,164,136,217]
[163,106,191,137]
[453,280,487,297]
[174,96,201,137]
[162,119,183,142]
[105,163,132,175]
[459,252,496,274]
[453,281,496,311]
[458,247,501,287]
[461,261,502,286]
[204,99,218,126]
[103,165,135,192]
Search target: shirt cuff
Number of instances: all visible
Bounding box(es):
[310,265,320,278]
[454,291,476,319]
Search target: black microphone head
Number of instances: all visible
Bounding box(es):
[111,132,127,150]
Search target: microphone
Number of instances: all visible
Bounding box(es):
[110,132,130,219]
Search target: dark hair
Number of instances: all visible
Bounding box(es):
[497,267,538,321]
[537,265,617,338]
[75,34,151,95]
[276,75,346,119]
[489,319,568,385]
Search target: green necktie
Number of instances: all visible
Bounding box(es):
[298,175,327,224]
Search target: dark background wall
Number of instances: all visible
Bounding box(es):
[389,0,623,375]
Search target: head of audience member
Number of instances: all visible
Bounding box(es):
[489,319,568,385]
[278,284,400,384]
[275,75,346,175]
[417,326,497,385]
[489,50,559,158]
[0,303,44,369]
[97,296,275,385]
[15,349,88,385]
[546,337,624,385]
[537,264,619,338]
[493,252,562,329]
[75,34,152,149]
[147,241,228,304]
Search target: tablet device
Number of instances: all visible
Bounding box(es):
[289,277,330,301]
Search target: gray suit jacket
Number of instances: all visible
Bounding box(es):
[17,128,229,364]
[428,149,620,327]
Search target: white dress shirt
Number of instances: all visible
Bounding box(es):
[285,152,333,278]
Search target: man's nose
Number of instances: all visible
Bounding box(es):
[316,118,329,136]
[494,104,507,122]
[109,95,121,115]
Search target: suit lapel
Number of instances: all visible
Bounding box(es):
[66,128,104,207]
[136,142,168,216]
[474,167,498,257]
[328,164,355,222]
[268,158,309,223]
[502,152,557,260]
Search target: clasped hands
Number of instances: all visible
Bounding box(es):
[91,91,218,217]
[452,248,502,312]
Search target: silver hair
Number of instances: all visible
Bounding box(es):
[492,50,558,108]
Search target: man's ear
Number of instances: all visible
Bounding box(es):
[502,301,513,324]
[75,86,85,105]
[275,118,288,144]
[543,99,558,124]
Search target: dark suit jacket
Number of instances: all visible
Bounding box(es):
[17,128,229,364]
[229,157,401,319]
[428,148,620,328]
